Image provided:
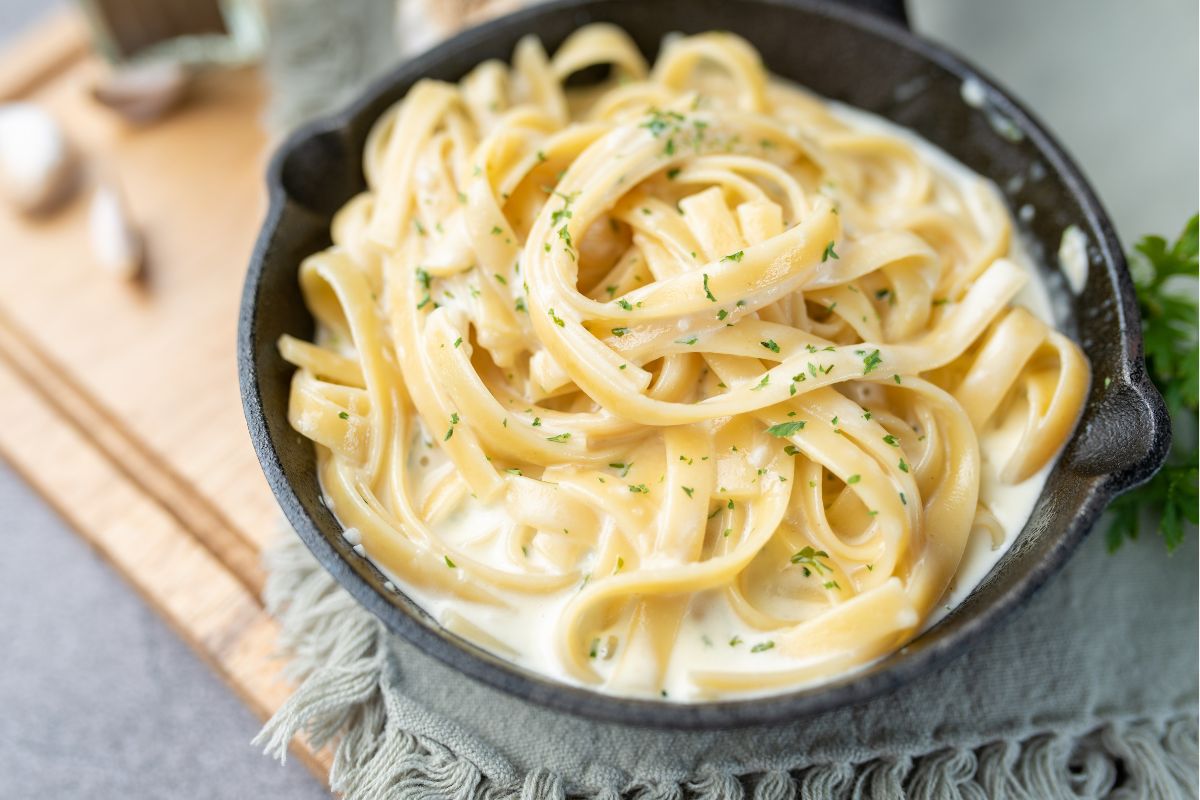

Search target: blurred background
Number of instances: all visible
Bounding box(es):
[0,1,1194,797]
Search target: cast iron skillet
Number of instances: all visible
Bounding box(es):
[238,0,1170,728]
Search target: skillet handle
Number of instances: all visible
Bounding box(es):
[1068,363,1172,498]
[1105,368,1172,496]
[834,0,909,27]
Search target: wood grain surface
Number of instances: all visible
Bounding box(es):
[0,9,330,782]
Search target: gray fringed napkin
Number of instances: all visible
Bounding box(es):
[255,530,1197,798]
[254,2,1199,797]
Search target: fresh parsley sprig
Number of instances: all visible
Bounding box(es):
[1106,214,1198,552]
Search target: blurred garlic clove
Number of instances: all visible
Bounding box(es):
[0,103,77,214]
[92,62,191,124]
[89,183,143,280]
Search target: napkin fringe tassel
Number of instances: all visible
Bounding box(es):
[254,537,1198,799]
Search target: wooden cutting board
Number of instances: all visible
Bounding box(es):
[0,9,330,782]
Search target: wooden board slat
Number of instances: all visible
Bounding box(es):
[0,10,331,783]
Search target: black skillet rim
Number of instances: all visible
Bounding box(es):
[238,0,1170,729]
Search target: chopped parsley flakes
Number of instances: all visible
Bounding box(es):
[790,545,832,576]
[861,348,883,373]
[765,421,806,438]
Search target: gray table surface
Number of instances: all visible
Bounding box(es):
[0,1,1195,797]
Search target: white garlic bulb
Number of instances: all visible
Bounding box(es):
[0,103,76,214]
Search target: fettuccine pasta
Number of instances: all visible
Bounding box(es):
[281,25,1089,699]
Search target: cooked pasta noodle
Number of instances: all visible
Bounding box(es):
[280,25,1089,699]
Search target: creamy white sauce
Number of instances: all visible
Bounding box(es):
[343,93,1069,702]
[960,76,1024,142]
[1058,224,1089,294]
[960,77,987,109]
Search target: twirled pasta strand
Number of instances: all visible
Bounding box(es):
[280,25,1089,699]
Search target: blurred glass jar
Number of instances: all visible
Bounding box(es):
[78,0,266,66]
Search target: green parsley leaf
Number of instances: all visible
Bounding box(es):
[766,421,806,437]
[790,545,832,576]
[1107,215,1198,553]
[861,348,882,373]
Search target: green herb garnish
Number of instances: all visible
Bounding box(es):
[790,545,831,577]
[766,421,806,437]
[861,348,882,373]
[1107,215,1198,552]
